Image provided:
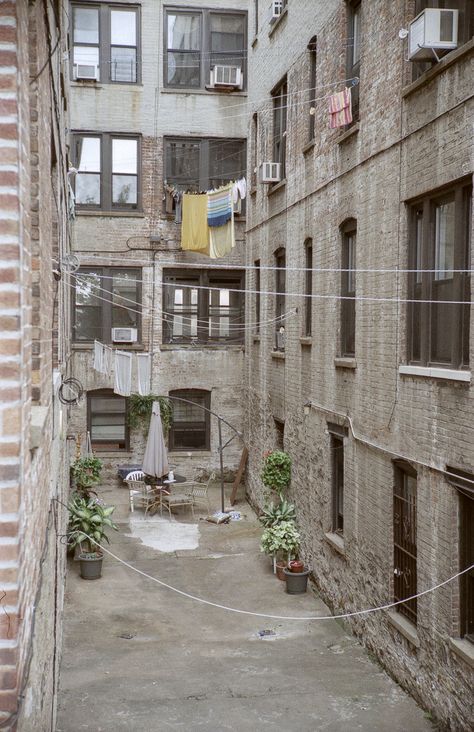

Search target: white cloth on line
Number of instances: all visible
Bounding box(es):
[103,345,113,376]
[93,341,104,373]
[237,177,247,200]
[114,351,133,396]
[137,353,151,396]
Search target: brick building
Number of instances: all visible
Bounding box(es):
[0,0,71,729]
[245,1,473,729]
[68,0,250,491]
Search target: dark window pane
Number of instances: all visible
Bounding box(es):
[394,467,417,624]
[111,47,137,82]
[73,7,99,44]
[89,393,127,450]
[167,51,201,87]
[210,13,245,67]
[168,13,201,50]
[112,271,139,329]
[74,307,101,341]
[170,390,210,451]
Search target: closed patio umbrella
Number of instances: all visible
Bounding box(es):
[142,401,169,479]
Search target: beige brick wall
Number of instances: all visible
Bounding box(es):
[245,1,474,729]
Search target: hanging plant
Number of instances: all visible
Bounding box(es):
[127,394,172,435]
[261,450,292,498]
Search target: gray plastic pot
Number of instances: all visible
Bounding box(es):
[79,552,103,580]
[283,567,310,594]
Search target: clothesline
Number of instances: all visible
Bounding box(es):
[93,341,151,397]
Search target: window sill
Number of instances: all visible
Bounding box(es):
[402,38,474,99]
[71,81,143,90]
[399,365,471,383]
[72,343,145,351]
[268,6,288,37]
[271,350,285,360]
[168,450,211,457]
[324,532,346,557]
[387,611,420,648]
[268,179,286,196]
[448,637,474,668]
[334,357,357,370]
[300,337,312,347]
[76,210,145,218]
[94,451,133,458]
[160,343,244,351]
[337,123,359,145]
[160,87,247,98]
[302,139,316,155]
[253,335,261,343]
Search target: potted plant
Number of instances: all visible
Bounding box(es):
[67,493,118,580]
[259,500,297,579]
[261,450,292,501]
[260,520,301,580]
[71,455,103,494]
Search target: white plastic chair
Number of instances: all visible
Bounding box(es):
[125,470,153,514]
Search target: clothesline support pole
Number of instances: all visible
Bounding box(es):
[218,417,225,514]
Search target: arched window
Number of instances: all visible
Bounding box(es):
[87,389,129,451]
[340,220,356,357]
[304,239,313,336]
[169,389,211,451]
[274,247,286,351]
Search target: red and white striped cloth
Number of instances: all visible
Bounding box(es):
[328,87,352,129]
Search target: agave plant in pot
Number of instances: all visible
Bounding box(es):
[67,493,118,580]
[260,520,301,580]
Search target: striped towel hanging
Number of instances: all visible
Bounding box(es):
[207,184,233,227]
[328,87,352,129]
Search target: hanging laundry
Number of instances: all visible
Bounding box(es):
[93,340,105,374]
[103,345,113,376]
[114,350,132,396]
[209,205,235,259]
[236,177,247,200]
[207,183,233,227]
[181,192,210,253]
[328,87,352,129]
[137,353,151,396]
[174,193,182,224]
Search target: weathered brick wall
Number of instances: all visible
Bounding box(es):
[69,0,250,491]
[246,1,474,729]
[0,1,70,728]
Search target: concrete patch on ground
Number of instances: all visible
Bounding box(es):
[126,515,200,552]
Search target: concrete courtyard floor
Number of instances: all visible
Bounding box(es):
[56,483,435,732]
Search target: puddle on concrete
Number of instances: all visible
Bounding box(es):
[126,515,199,552]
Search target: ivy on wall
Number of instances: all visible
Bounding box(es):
[127,395,172,435]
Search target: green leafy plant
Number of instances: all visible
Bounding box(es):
[261,450,292,497]
[260,520,300,558]
[67,493,118,555]
[127,394,172,435]
[259,499,296,528]
[71,456,103,492]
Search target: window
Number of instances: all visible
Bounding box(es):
[72,4,140,83]
[169,389,211,451]
[254,0,258,36]
[72,133,140,210]
[163,269,244,344]
[328,431,344,533]
[255,260,261,334]
[272,77,287,179]
[393,462,417,625]
[308,36,317,141]
[274,248,286,351]
[412,1,474,79]
[346,2,360,121]
[341,220,356,357]
[251,112,258,189]
[87,390,129,451]
[164,137,246,209]
[274,419,284,450]
[164,7,247,90]
[73,267,141,342]
[408,182,471,369]
[446,466,474,643]
[304,239,313,337]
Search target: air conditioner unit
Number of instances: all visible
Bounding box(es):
[210,65,243,89]
[270,0,284,23]
[260,162,281,183]
[408,8,458,61]
[73,63,99,81]
[111,327,137,343]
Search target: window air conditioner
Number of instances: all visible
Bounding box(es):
[73,63,99,81]
[111,327,137,343]
[270,1,284,23]
[260,162,281,183]
[210,65,243,89]
[408,8,458,61]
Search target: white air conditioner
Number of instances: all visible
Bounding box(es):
[408,8,458,61]
[210,65,243,89]
[260,162,281,183]
[270,0,284,23]
[112,327,137,343]
[73,63,99,81]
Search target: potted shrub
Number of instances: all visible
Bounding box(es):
[67,493,118,580]
[260,520,301,579]
[259,498,296,528]
[71,455,103,494]
[261,450,292,501]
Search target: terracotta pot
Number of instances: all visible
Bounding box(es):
[288,560,304,573]
[275,561,287,581]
